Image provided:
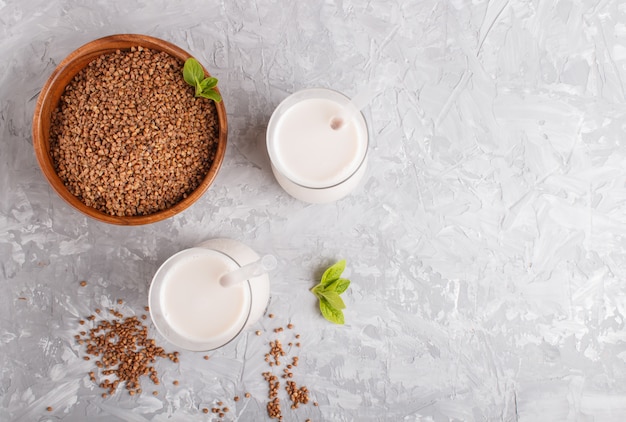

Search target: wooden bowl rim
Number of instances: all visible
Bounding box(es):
[32,34,228,225]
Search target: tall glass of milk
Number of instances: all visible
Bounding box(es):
[266,88,369,203]
[149,239,270,351]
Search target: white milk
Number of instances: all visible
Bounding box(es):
[196,238,270,328]
[160,249,249,342]
[150,247,252,351]
[267,88,369,203]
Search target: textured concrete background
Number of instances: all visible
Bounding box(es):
[1,0,626,421]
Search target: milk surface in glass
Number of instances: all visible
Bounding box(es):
[267,88,368,203]
[152,248,251,350]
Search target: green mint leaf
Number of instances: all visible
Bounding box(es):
[319,297,344,324]
[326,278,350,294]
[199,77,218,90]
[199,89,222,102]
[321,259,346,287]
[319,290,346,310]
[183,58,205,87]
[311,259,350,324]
[311,260,351,325]
[311,284,325,296]
[182,58,221,103]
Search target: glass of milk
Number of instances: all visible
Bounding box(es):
[266,88,369,203]
[149,239,270,351]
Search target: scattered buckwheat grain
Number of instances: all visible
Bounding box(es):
[75,308,178,396]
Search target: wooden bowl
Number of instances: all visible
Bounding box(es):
[32,34,227,225]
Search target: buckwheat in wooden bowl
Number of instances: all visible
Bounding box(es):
[32,34,227,225]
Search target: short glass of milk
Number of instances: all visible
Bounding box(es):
[149,239,270,351]
[266,88,369,203]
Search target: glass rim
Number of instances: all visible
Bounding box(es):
[266,87,370,190]
[149,247,253,352]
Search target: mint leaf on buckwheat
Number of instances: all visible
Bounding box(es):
[199,76,218,91]
[198,87,222,102]
[182,58,222,103]
[311,260,350,324]
[183,58,204,87]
